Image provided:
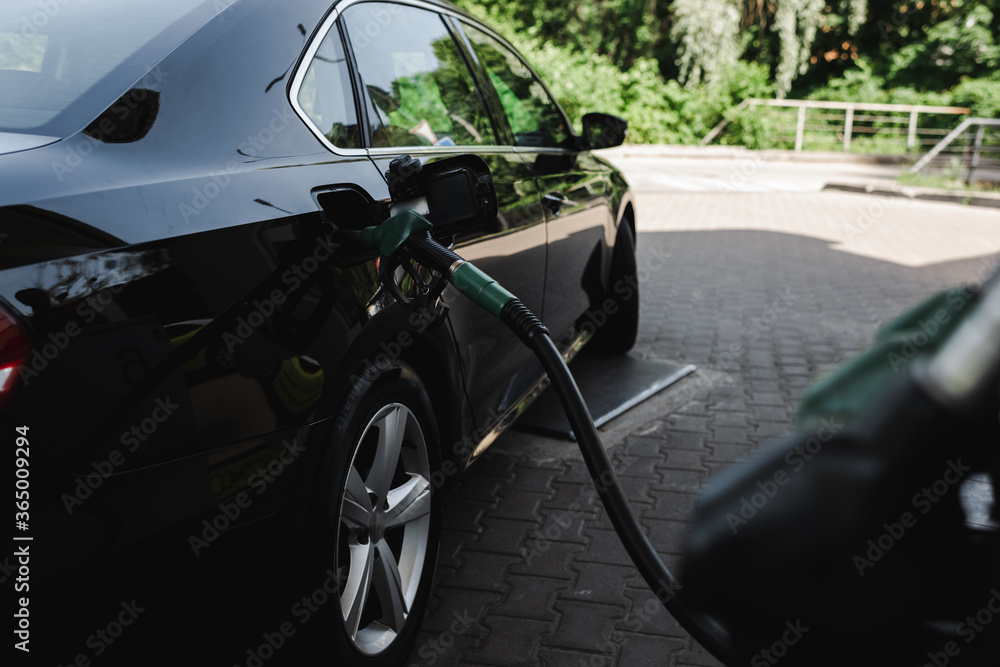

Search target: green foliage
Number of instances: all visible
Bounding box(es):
[886,3,999,90]
[774,0,827,97]
[670,0,741,86]
[950,79,1000,119]
[453,0,1000,147]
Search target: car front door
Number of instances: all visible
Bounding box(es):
[455,21,616,352]
[336,1,549,429]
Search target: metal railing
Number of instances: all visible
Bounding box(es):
[703,99,971,154]
[909,118,1000,184]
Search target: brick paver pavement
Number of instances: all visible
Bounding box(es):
[405,181,1000,666]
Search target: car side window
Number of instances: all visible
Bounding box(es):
[461,23,569,149]
[296,23,362,149]
[341,3,494,148]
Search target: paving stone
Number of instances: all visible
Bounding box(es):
[510,538,586,579]
[491,489,551,522]
[614,454,663,478]
[641,518,688,555]
[749,405,790,422]
[441,500,490,533]
[489,574,567,622]
[630,431,706,451]
[543,600,626,653]
[667,415,710,433]
[748,391,786,406]
[708,425,750,444]
[616,585,689,639]
[662,449,708,472]
[675,642,726,667]
[652,468,710,493]
[537,648,613,667]
[507,466,561,493]
[618,633,688,667]
[542,481,602,513]
[418,588,500,636]
[467,616,552,666]
[561,562,635,606]
[754,420,792,439]
[646,491,697,521]
[449,551,520,593]
[409,632,483,667]
[451,476,507,506]
[709,411,748,428]
[572,528,633,566]
[704,443,753,463]
[438,528,479,570]
[468,517,540,556]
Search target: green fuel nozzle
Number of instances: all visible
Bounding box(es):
[358,210,517,320]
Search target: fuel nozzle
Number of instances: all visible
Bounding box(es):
[358,209,517,319]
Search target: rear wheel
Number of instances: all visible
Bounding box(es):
[588,221,639,354]
[313,361,440,666]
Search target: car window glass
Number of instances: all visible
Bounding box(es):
[341,3,493,148]
[462,23,568,149]
[296,24,361,149]
[0,0,213,135]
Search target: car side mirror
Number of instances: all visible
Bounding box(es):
[386,154,498,230]
[582,113,628,150]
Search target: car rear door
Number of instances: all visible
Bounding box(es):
[335,1,549,428]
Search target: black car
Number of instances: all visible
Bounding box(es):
[0,1,636,664]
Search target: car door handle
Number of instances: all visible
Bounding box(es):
[542,192,576,215]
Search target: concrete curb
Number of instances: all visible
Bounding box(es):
[823,182,1000,209]
[599,144,910,165]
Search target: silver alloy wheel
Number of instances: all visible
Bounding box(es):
[333,402,433,657]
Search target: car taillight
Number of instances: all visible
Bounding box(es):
[0,304,29,411]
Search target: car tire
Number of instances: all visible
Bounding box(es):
[312,360,440,666]
[589,221,639,354]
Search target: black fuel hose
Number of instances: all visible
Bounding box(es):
[358,212,737,661]
[503,300,737,663]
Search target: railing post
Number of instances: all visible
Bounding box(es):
[907,110,918,150]
[968,123,985,184]
[795,106,806,152]
[843,106,854,153]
